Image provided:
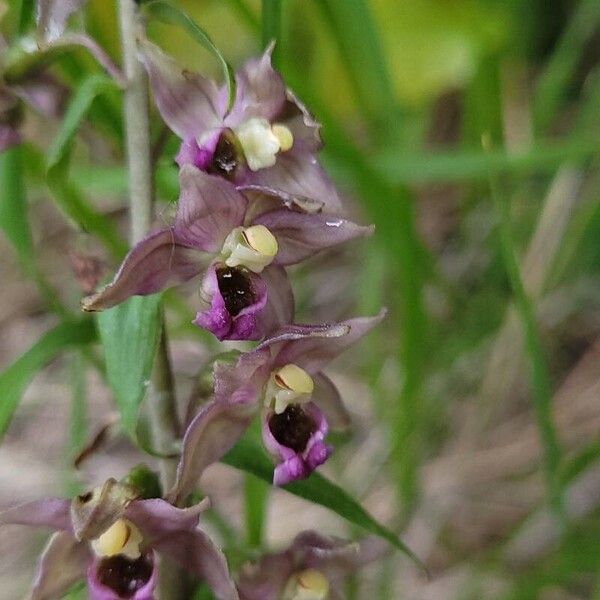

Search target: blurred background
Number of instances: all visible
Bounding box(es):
[1,0,600,598]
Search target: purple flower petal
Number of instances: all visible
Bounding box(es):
[0,497,72,531]
[81,229,202,311]
[37,0,87,42]
[155,529,239,600]
[167,400,255,505]
[236,184,325,215]
[253,209,373,265]
[175,129,222,171]
[263,402,332,485]
[124,498,209,542]
[30,532,90,600]
[313,373,351,432]
[88,553,156,600]
[173,166,247,251]
[267,310,387,374]
[193,263,268,341]
[249,152,342,215]
[256,265,294,338]
[125,499,238,600]
[224,43,286,126]
[280,89,322,153]
[0,124,20,151]
[140,40,222,140]
[213,348,272,406]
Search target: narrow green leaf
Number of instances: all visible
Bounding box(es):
[261,0,281,67]
[46,74,127,259]
[0,146,34,269]
[0,319,97,439]
[143,1,236,113]
[317,0,396,129]
[486,139,564,523]
[222,435,423,567]
[243,473,269,548]
[96,295,162,437]
[533,0,600,134]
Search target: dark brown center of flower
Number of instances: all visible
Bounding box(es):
[216,266,255,317]
[209,129,239,177]
[96,554,153,598]
[269,404,315,453]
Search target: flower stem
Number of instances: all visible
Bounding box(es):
[117,0,187,595]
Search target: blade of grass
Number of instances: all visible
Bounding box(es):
[317,0,397,132]
[228,0,260,34]
[65,350,87,496]
[0,145,67,316]
[0,319,97,439]
[262,0,282,67]
[243,473,269,549]
[484,134,564,524]
[373,137,600,184]
[533,0,600,134]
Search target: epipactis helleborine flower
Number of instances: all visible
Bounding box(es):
[168,310,386,503]
[82,166,372,342]
[237,530,385,600]
[0,478,239,600]
[140,40,342,214]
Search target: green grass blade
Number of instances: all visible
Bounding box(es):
[262,0,282,67]
[0,146,34,269]
[373,137,600,184]
[143,0,236,113]
[486,138,564,523]
[243,473,269,548]
[317,0,396,129]
[0,319,97,439]
[533,0,600,134]
[223,434,424,568]
[46,74,127,259]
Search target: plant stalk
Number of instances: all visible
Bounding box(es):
[117,1,187,596]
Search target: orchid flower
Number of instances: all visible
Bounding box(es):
[168,310,386,503]
[237,531,385,600]
[83,166,372,341]
[0,478,238,600]
[141,41,342,213]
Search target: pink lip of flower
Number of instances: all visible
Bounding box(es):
[0,482,239,600]
[80,166,372,342]
[139,39,343,215]
[167,310,387,503]
[236,530,387,600]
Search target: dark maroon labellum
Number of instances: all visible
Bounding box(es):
[269,404,316,453]
[96,554,153,598]
[216,265,256,316]
[208,129,240,178]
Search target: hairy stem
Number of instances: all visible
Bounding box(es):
[117,1,187,595]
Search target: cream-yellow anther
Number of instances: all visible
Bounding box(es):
[242,225,278,258]
[265,363,314,414]
[283,569,330,600]
[222,225,278,273]
[272,123,294,152]
[91,519,143,560]
[275,364,314,394]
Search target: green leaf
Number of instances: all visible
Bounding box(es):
[222,434,423,567]
[0,319,97,439]
[46,74,127,259]
[0,146,34,271]
[261,0,282,67]
[143,1,236,113]
[96,295,162,437]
